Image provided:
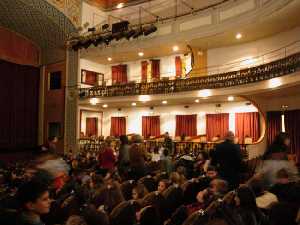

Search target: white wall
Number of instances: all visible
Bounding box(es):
[99,101,258,137]
[80,110,103,136]
[81,1,107,29]
[207,26,300,72]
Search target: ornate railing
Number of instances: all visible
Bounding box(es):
[79,52,300,98]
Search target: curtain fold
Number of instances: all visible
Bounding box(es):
[266,111,282,146]
[285,110,300,162]
[206,113,229,141]
[175,56,182,77]
[235,112,260,144]
[112,65,127,84]
[86,117,98,137]
[175,115,197,137]
[0,59,39,149]
[110,117,126,137]
[141,61,148,82]
[151,59,160,80]
[142,116,160,138]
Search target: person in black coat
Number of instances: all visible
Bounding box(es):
[211,131,243,189]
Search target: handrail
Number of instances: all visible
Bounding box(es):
[79,51,300,98]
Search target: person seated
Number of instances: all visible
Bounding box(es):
[16,179,51,225]
[247,176,278,209]
[193,151,210,176]
[132,183,148,201]
[157,179,170,194]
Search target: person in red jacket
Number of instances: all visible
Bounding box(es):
[98,137,116,176]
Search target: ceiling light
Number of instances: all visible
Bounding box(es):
[162,100,167,104]
[198,89,212,98]
[89,98,98,105]
[228,96,234,101]
[116,3,124,9]
[173,46,179,52]
[102,104,108,108]
[236,33,242,39]
[107,57,112,61]
[269,78,282,88]
[195,99,199,103]
[138,52,144,57]
[139,95,151,102]
[131,102,137,106]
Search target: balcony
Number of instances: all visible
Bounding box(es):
[79,42,300,98]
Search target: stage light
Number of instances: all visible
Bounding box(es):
[82,39,93,49]
[133,28,143,39]
[116,3,124,9]
[125,29,135,40]
[93,36,103,46]
[72,43,80,51]
[228,96,234,101]
[103,34,113,45]
[236,33,242,39]
[88,27,96,32]
[143,24,157,36]
[102,24,109,31]
[113,32,125,41]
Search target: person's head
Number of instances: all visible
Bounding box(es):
[209,179,228,196]
[235,185,258,210]
[105,136,113,147]
[273,132,290,147]
[132,183,148,200]
[139,206,160,225]
[224,131,235,142]
[206,166,218,179]
[197,151,208,162]
[169,172,182,185]
[276,168,290,184]
[120,135,129,145]
[157,179,169,194]
[17,179,51,215]
[163,148,169,157]
[65,215,87,225]
[247,177,265,197]
[165,132,169,137]
[48,136,58,143]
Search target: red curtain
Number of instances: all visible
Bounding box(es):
[0,27,39,66]
[83,70,97,85]
[175,115,197,137]
[267,111,282,145]
[0,59,39,150]
[206,113,229,141]
[86,117,98,137]
[235,112,260,143]
[285,110,300,162]
[112,65,127,84]
[175,56,182,77]
[142,116,160,138]
[141,61,148,82]
[110,117,126,137]
[151,59,160,79]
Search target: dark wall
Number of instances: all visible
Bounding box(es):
[0,59,39,150]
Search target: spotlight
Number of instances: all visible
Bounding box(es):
[72,43,81,51]
[133,27,143,39]
[143,24,157,36]
[102,24,109,31]
[112,32,125,41]
[125,29,135,40]
[93,36,103,46]
[103,34,113,45]
[82,39,93,49]
[88,27,96,32]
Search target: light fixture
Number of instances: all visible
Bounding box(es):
[227,96,234,101]
[198,89,212,98]
[143,24,157,36]
[138,52,144,57]
[102,104,108,108]
[131,102,137,106]
[162,100,167,104]
[116,3,124,9]
[107,57,112,61]
[89,98,98,105]
[195,99,199,103]
[139,95,151,102]
[173,46,179,52]
[236,33,242,39]
[269,78,282,88]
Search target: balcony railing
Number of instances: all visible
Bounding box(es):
[79,41,300,98]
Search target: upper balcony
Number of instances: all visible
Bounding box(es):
[79,40,300,98]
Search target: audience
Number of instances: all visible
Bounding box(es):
[0,131,299,225]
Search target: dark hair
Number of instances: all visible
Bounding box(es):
[140,206,160,225]
[247,177,264,197]
[163,148,169,157]
[120,135,129,145]
[237,186,258,211]
[273,132,290,146]
[17,179,49,207]
[276,168,289,179]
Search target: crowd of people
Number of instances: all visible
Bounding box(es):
[0,131,299,225]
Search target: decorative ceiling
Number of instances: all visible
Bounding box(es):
[85,0,151,10]
[0,0,77,64]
